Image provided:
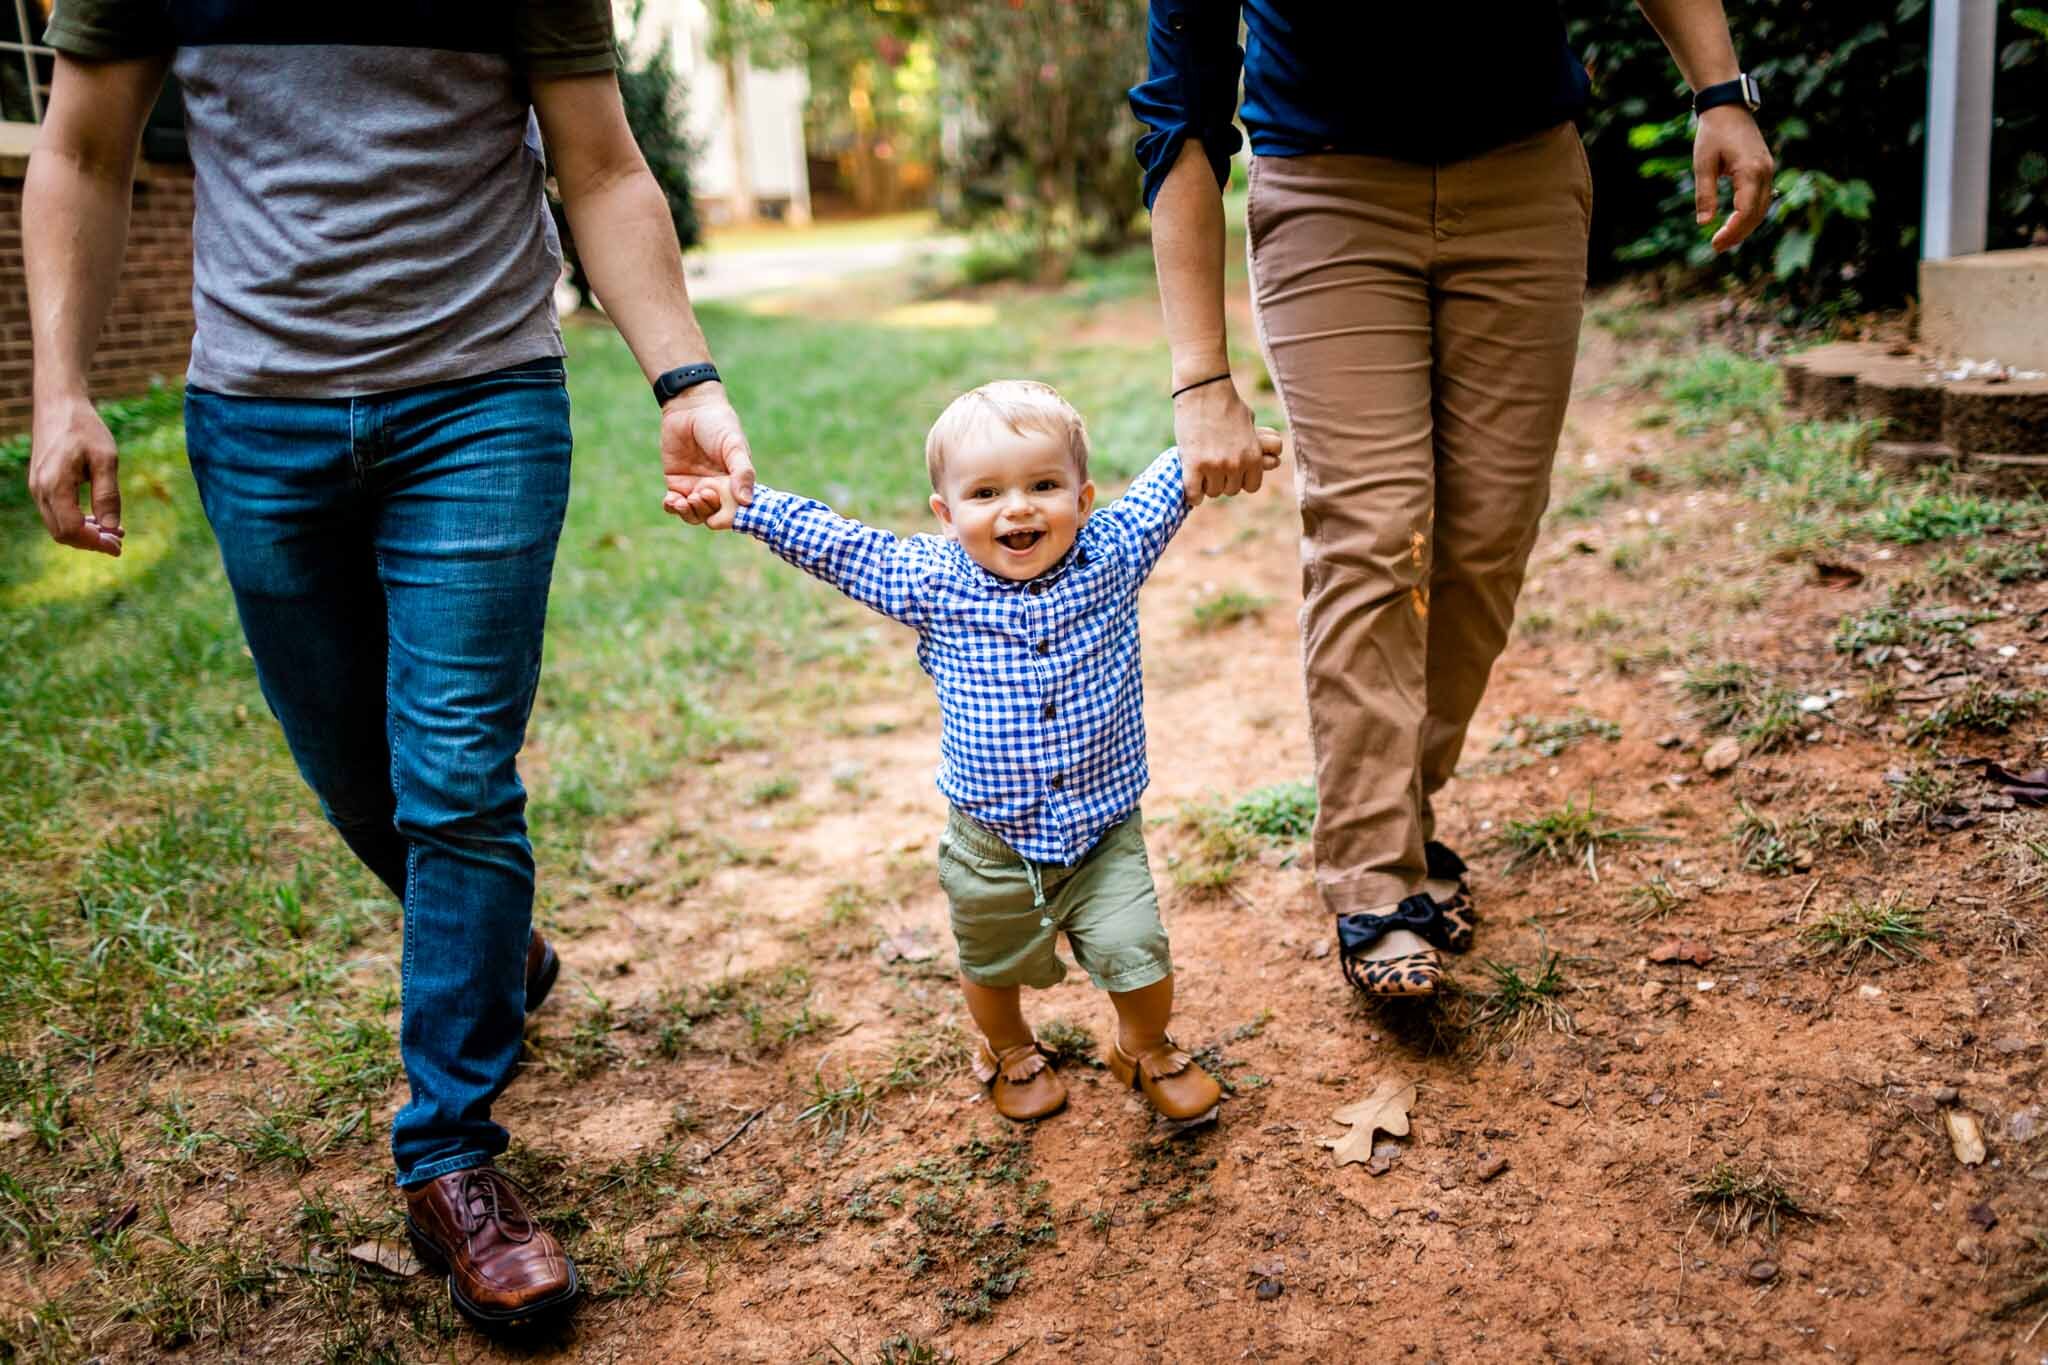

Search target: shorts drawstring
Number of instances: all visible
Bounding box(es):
[1023,858,1052,927]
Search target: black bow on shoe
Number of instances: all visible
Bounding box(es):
[1335,893,1457,959]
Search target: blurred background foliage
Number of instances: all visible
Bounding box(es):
[700,0,2047,314]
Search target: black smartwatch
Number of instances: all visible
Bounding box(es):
[652,362,721,406]
[1693,73,1761,117]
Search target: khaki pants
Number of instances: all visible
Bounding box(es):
[1247,122,1591,915]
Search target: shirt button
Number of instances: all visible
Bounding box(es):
[1035,639,1051,655]
[1042,702,1056,721]
[1028,582,1045,596]
[1049,774,1065,791]
[1169,13,1185,31]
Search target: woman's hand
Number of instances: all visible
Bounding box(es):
[1694,106,1775,253]
[1176,378,1270,506]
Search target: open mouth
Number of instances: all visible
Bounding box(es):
[997,529,1045,553]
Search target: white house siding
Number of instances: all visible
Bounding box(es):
[617,0,812,222]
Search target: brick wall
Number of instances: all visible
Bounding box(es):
[0,159,194,431]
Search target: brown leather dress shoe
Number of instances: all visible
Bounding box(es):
[1108,1036,1222,1122]
[525,930,560,1014]
[972,1040,1068,1121]
[406,1166,578,1327]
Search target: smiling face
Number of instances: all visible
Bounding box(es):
[929,423,1096,581]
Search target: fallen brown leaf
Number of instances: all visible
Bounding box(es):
[1324,1077,1416,1168]
[1648,939,1714,967]
[346,1239,422,1278]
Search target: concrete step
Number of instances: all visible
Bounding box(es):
[1780,343,2048,478]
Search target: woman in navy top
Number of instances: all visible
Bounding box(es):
[1131,2,1773,998]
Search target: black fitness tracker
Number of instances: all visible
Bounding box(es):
[1692,73,1761,117]
[652,362,721,406]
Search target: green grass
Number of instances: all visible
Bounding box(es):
[1910,683,2045,744]
[1171,779,1316,889]
[1685,1161,1818,1241]
[1189,589,1272,631]
[1861,490,2045,545]
[1228,780,1317,840]
[1801,897,1932,967]
[1464,948,1577,1039]
[1491,711,1622,759]
[1621,347,1780,434]
[1499,793,1654,877]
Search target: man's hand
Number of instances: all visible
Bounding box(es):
[28,392,124,556]
[1176,378,1272,506]
[1694,105,1775,253]
[660,383,755,526]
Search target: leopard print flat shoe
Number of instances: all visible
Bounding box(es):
[1423,841,1477,954]
[1336,893,1466,997]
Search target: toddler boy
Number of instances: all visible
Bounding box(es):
[684,380,1278,1123]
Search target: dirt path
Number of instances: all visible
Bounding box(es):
[414,309,2048,1364]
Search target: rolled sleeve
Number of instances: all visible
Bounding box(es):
[1128,0,1244,209]
[514,0,618,76]
[45,0,174,59]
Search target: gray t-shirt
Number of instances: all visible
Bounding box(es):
[46,3,616,397]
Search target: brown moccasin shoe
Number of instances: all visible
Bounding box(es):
[972,1040,1068,1121]
[406,1166,578,1327]
[1108,1036,1222,1123]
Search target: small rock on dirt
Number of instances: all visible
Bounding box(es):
[1968,1202,1999,1232]
[1256,1278,1283,1301]
[874,925,937,965]
[1477,1154,1509,1182]
[1306,939,1331,960]
[1946,1109,1988,1166]
[1933,1086,1960,1105]
[1544,1089,1580,1109]
[1655,734,1684,749]
[0,1120,29,1144]
[1955,1236,1986,1264]
[1747,1259,1778,1283]
[2006,1106,2043,1142]
[1701,737,1742,775]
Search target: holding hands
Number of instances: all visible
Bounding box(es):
[1177,376,1285,506]
[659,383,754,527]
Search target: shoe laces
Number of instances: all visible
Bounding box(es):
[457,1168,536,1244]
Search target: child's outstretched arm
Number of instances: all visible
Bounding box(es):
[1091,429,1282,582]
[677,479,938,628]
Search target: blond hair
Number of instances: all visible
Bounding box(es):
[924,380,1089,490]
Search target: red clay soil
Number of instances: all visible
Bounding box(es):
[21,306,2045,1364]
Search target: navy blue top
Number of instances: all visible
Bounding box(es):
[1130,1,1592,208]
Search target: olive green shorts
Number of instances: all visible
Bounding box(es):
[938,806,1173,993]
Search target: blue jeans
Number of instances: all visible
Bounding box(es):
[184,358,571,1188]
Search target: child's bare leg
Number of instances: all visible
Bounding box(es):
[961,978,1034,1051]
[1109,974,1174,1054]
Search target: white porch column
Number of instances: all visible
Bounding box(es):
[1923,0,1996,260]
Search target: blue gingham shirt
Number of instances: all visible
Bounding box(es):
[733,448,1189,866]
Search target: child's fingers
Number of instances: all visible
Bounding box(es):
[1255,426,1285,455]
[706,481,739,530]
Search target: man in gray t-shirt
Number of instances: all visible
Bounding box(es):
[26,1,751,1329]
